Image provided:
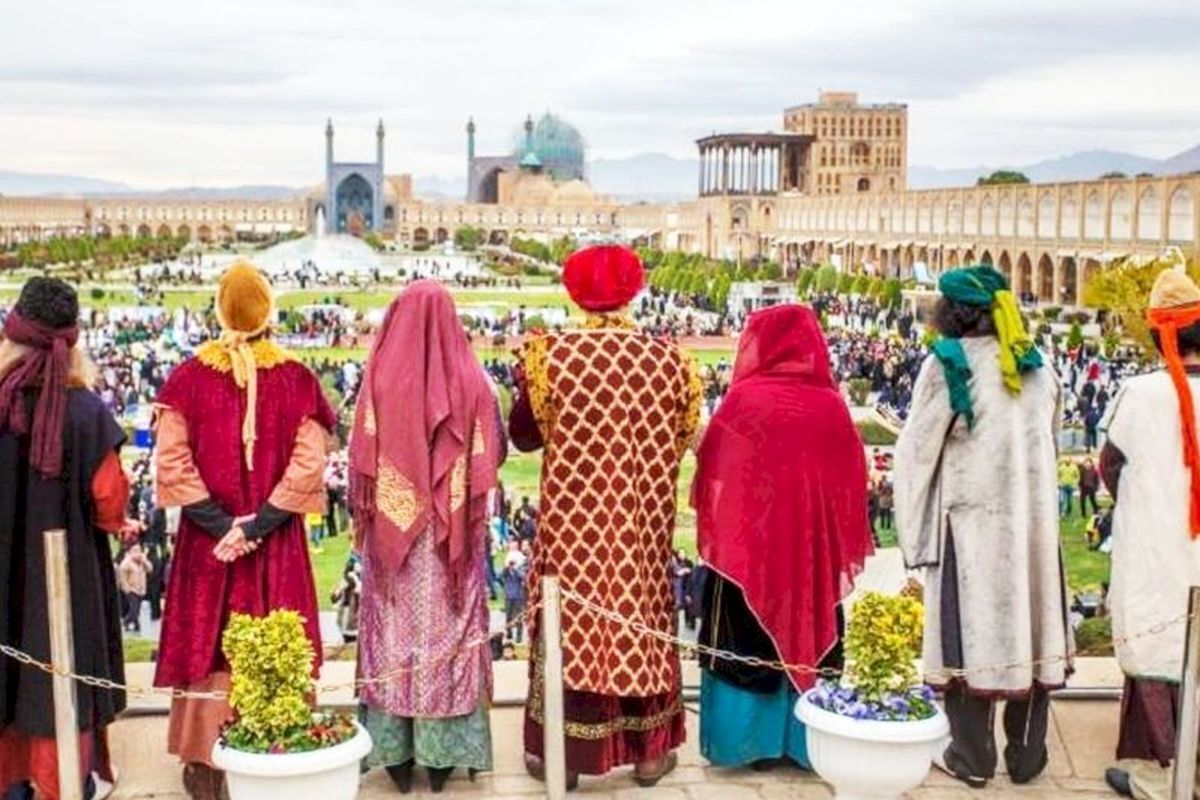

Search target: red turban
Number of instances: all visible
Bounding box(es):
[562,245,645,312]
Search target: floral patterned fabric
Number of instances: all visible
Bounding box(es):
[360,702,492,771]
[357,515,492,719]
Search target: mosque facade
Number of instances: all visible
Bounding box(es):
[1,92,1198,306]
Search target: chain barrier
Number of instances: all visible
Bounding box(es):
[557,587,1196,682]
[1,590,1194,699]
[0,599,545,702]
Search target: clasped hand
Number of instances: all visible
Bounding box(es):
[214,515,258,563]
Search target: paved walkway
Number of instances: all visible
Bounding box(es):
[107,695,1121,799]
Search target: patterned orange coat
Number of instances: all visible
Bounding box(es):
[521,317,702,698]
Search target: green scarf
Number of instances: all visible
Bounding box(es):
[933,266,1043,428]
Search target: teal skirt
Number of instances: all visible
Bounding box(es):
[699,670,811,769]
[359,702,492,772]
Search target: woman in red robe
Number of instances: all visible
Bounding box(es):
[692,304,873,769]
[152,262,335,800]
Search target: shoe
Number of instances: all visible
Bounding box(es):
[428,766,453,794]
[182,763,221,800]
[89,771,116,800]
[750,758,782,772]
[385,761,414,794]
[523,754,579,791]
[1105,767,1133,797]
[633,752,678,788]
[1007,748,1049,785]
[932,746,988,789]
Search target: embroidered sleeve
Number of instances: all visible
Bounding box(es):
[268,417,332,515]
[153,406,211,507]
[675,352,703,458]
[523,335,553,439]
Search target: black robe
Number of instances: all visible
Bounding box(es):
[699,572,844,694]
[0,388,127,737]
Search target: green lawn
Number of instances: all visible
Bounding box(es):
[311,531,353,610]
[274,288,572,313]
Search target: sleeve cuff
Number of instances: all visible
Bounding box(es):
[243,503,293,541]
[183,499,233,540]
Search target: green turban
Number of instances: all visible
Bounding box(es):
[931,265,1043,428]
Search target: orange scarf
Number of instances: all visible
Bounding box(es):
[1147,302,1200,537]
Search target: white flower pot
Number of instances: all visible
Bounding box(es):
[795,689,949,800]
[212,722,373,800]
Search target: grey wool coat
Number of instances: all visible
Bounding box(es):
[895,337,1073,694]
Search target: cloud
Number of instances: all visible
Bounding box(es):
[0,0,1195,185]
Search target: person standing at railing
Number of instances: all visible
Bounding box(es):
[895,265,1071,790]
[508,245,702,789]
[349,281,506,795]
[693,304,873,771]
[1101,268,1200,800]
[151,262,336,800]
[0,277,133,800]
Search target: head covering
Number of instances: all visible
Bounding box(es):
[348,281,501,599]
[0,277,80,477]
[562,244,644,313]
[933,265,1043,428]
[1147,267,1200,537]
[693,305,872,691]
[212,261,274,469]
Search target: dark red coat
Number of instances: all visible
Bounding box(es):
[153,358,336,687]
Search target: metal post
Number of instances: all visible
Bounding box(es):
[45,529,84,800]
[541,576,567,800]
[1174,586,1200,799]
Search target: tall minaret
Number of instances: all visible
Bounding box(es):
[466,117,476,201]
[324,118,334,235]
[325,118,334,173]
[376,118,385,170]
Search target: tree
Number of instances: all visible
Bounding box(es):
[796,267,816,297]
[1085,256,1200,359]
[814,264,839,294]
[1067,322,1084,349]
[454,225,483,251]
[976,170,1030,186]
[1100,171,1127,180]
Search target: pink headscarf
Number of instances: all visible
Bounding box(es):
[349,281,500,601]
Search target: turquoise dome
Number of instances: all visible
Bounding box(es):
[512,114,586,181]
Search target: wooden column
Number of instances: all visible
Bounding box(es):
[45,529,83,800]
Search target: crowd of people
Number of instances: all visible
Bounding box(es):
[6,243,1200,800]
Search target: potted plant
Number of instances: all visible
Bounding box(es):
[795,592,949,800]
[211,610,372,800]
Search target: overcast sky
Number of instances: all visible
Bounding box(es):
[1,0,1197,188]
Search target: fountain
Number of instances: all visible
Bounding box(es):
[314,207,325,239]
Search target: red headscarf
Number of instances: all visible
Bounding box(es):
[0,309,79,478]
[348,281,501,599]
[693,304,873,690]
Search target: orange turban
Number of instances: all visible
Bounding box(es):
[1147,267,1200,537]
[217,261,273,336]
[213,261,275,469]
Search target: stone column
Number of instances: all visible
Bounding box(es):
[698,146,706,196]
[721,145,730,194]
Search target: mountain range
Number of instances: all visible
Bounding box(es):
[3,143,1198,201]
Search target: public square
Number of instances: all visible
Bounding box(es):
[2,2,1200,799]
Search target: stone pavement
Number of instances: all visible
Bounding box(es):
[108,681,1123,798]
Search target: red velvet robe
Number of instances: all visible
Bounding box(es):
[153,358,336,687]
